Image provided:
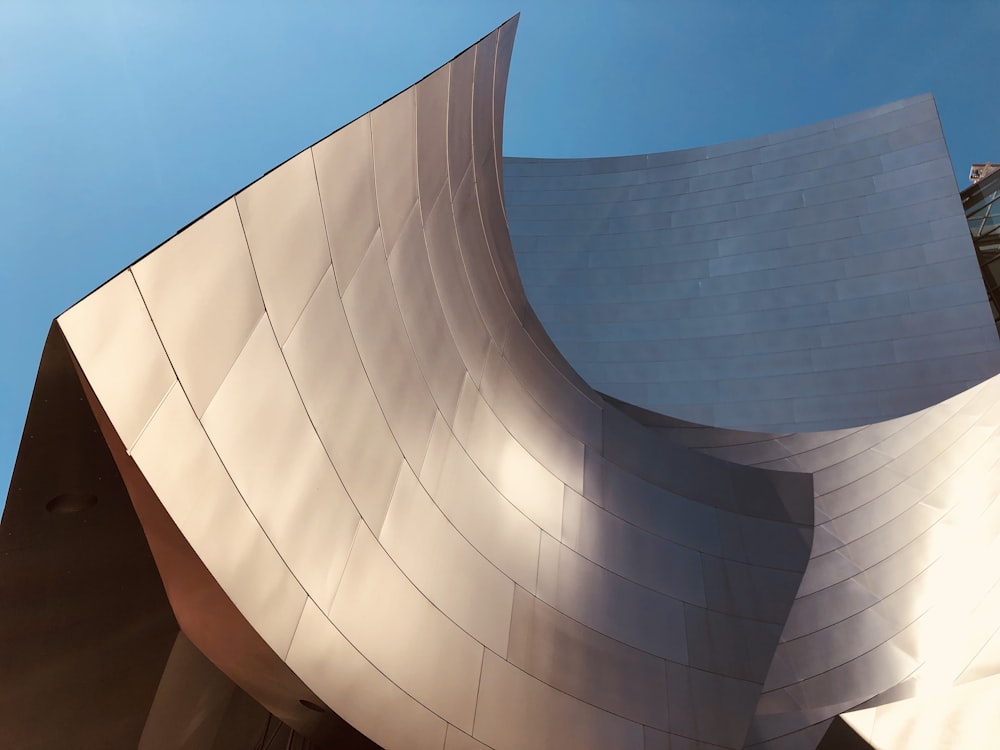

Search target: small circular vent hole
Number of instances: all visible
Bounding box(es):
[46,493,98,514]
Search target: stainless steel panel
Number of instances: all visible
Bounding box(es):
[685,668,762,749]
[200,316,360,613]
[372,88,418,253]
[473,650,644,750]
[431,428,541,593]
[282,267,403,535]
[683,603,781,683]
[471,30,497,171]
[331,525,484,732]
[506,586,669,729]
[453,164,517,348]
[57,270,175,451]
[500,319,603,447]
[388,207,467,423]
[479,344,585,492]
[504,96,1000,432]
[843,673,1000,750]
[423,186,491,386]
[416,65,450,223]
[131,199,264,417]
[535,533,688,661]
[342,230,438,470]
[286,597,448,750]
[561,486,706,605]
[130,382,307,656]
[235,150,331,345]
[598,458,722,556]
[311,114,379,295]
[447,46,475,197]
[379,462,515,656]
[445,725,492,750]
[460,385,564,538]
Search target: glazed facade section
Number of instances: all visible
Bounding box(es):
[3,16,1000,750]
[505,99,1000,432]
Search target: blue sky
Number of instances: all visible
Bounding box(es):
[2,1,998,504]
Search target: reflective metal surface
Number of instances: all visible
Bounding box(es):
[505,102,1000,433]
[4,14,999,750]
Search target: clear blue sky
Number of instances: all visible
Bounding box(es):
[2,1,998,505]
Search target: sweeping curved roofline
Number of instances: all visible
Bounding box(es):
[4,15,1000,750]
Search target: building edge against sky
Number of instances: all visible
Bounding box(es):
[4,16,1000,750]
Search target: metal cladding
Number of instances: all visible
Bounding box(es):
[505,100,1000,433]
[628,387,1000,749]
[2,16,999,750]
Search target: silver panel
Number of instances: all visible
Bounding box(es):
[535,532,689,661]
[311,113,379,295]
[423,186,491,386]
[473,650,644,750]
[505,96,1000,433]
[235,150,331,346]
[388,207,468,423]
[285,597,448,750]
[416,65,450,223]
[341,229,438,470]
[130,382,308,657]
[372,87,418,253]
[428,424,542,593]
[131,199,263,417]
[56,271,175,451]
[459,385,564,538]
[330,525,484,733]
[282,267,403,535]
[200,316,359,614]
[506,586,669,729]
[378,462,515,656]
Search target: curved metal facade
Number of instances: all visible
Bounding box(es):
[505,100,1000,432]
[3,16,999,750]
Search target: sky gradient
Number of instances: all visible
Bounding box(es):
[3,1,998,503]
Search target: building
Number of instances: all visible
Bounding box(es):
[4,17,1000,750]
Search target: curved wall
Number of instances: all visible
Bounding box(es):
[47,18,815,750]
[504,98,1000,432]
[7,16,1000,750]
[643,381,1000,749]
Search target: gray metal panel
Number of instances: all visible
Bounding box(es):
[342,229,438,471]
[388,207,468,423]
[57,271,176,451]
[312,113,379,295]
[423,184,492,387]
[130,381,309,657]
[200,316,360,614]
[473,650,645,750]
[330,525,484,733]
[372,88,418,254]
[286,598,448,750]
[506,586,669,729]
[235,150,331,346]
[131,199,263,417]
[504,97,1000,433]
[378,462,515,656]
[282,266,403,535]
[416,65,450,224]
